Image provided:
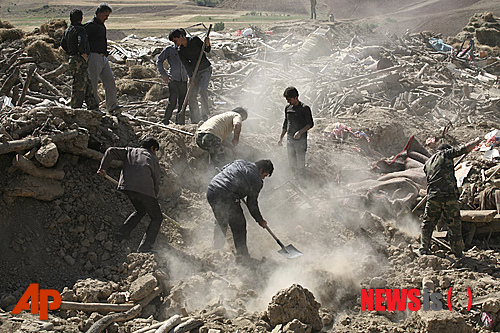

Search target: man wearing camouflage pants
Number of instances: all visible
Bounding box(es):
[60,9,99,110]
[419,137,480,257]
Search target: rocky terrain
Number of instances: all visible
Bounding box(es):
[0,9,500,333]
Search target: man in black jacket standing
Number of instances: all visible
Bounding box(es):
[85,3,120,115]
[169,28,212,124]
[60,9,99,110]
[97,138,162,253]
[207,159,273,262]
[278,87,314,184]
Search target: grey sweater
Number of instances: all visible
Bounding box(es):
[99,147,160,198]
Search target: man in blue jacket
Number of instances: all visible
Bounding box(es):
[207,159,273,262]
[156,32,189,125]
[97,137,162,253]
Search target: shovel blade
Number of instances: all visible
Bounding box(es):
[278,244,303,259]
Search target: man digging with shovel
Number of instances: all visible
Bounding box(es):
[207,159,273,264]
[97,137,162,253]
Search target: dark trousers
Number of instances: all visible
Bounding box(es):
[287,137,307,181]
[207,189,249,256]
[119,190,163,252]
[164,80,187,123]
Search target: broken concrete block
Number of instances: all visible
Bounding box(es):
[130,273,157,301]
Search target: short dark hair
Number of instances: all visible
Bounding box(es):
[438,143,452,151]
[95,3,112,15]
[232,107,248,120]
[70,9,83,24]
[255,159,274,177]
[168,28,186,41]
[283,87,299,98]
[140,137,160,151]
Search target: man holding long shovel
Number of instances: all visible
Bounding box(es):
[207,159,273,264]
[97,137,163,253]
[169,25,212,124]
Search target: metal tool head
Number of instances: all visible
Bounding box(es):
[278,244,303,259]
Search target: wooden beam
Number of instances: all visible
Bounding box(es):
[460,210,497,223]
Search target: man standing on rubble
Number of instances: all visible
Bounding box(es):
[278,87,314,184]
[97,137,162,253]
[419,137,481,257]
[207,159,273,263]
[156,34,189,125]
[195,107,248,168]
[310,0,317,19]
[169,28,212,124]
[61,9,99,111]
[85,3,120,115]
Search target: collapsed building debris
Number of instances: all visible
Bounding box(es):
[1,11,500,333]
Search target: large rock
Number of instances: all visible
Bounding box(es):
[130,273,157,301]
[35,142,59,167]
[405,311,473,333]
[268,284,322,332]
[73,278,114,302]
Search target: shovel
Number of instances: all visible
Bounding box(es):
[264,225,303,259]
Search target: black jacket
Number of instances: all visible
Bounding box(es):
[99,147,160,199]
[61,23,90,56]
[208,159,264,222]
[84,17,108,55]
[282,102,314,139]
[178,36,211,77]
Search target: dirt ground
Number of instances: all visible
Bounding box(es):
[1,10,500,333]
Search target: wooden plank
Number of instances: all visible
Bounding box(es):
[460,210,497,223]
[432,231,448,238]
[476,223,500,235]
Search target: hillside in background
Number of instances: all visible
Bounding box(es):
[0,0,499,37]
[220,0,500,35]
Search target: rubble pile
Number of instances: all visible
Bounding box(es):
[1,12,500,333]
[455,12,500,49]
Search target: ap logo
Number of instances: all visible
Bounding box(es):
[11,284,61,320]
